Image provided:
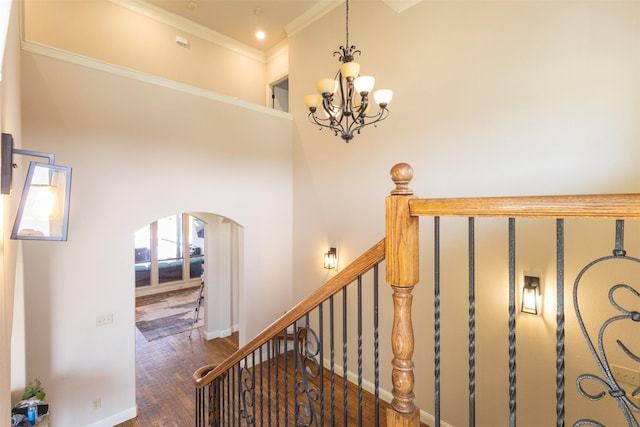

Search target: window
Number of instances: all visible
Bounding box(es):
[135,214,205,289]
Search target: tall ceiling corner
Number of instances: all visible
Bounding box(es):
[284,0,343,38]
[382,0,423,14]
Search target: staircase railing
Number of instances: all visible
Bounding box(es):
[193,239,386,426]
[194,162,640,426]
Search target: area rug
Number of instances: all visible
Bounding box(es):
[135,287,204,341]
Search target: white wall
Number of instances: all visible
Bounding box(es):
[19,50,294,426]
[1,1,22,422]
[289,1,640,426]
[13,0,640,425]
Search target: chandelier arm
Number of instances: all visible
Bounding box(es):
[354,95,370,121]
[321,96,343,124]
[344,79,355,118]
[361,107,390,122]
[305,0,391,142]
[308,112,346,138]
[346,107,390,137]
[308,102,348,135]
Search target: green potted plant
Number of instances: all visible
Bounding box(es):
[12,379,49,421]
[22,379,46,401]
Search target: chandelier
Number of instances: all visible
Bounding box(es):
[303,0,392,143]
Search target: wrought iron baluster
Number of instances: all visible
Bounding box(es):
[275,333,280,427]
[239,357,255,426]
[508,218,517,427]
[556,219,565,427]
[330,295,336,426]
[358,275,363,426]
[573,219,640,426]
[469,217,476,427]
[259,344,263,427]
[293,320,299,424]
[318,304,325,426]
[227,365,232,426]
[342,286,349,426]
[267,340,272,427]
[294,316,320,427]
[284,327,289,427]
[434,216,441,427]
[374,263,380,426]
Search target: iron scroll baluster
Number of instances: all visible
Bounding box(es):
[239,362,255,425]
[294,325,321,427]
[573,220,640,427]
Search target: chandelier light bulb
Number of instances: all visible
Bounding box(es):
[316,78,338,95]
[304,94,323,109]
[340,61,360,79]
[354,76,375,94]
[374,89,393,106]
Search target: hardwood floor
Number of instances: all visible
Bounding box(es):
[116,325,239,427]
[116,306,428,426]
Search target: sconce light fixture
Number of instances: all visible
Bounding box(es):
[324,247,337,269]
[1,133,72,241]
[521,275,540,315]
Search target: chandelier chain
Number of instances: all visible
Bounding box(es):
[345,0,349,48]
[303,0,392,142]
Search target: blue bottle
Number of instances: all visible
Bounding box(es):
[27,401,37,425]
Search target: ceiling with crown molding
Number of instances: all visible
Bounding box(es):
[126,0,421,54]
[142,0,328,52]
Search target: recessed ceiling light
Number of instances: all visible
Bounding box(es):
[255,30,266,40]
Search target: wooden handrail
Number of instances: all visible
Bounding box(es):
[193,238,386,388]
[409,194,640,219]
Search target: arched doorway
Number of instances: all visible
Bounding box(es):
[133,212,241,337]
[131,212,242,424]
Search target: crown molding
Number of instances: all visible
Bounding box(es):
[284,0,421,39]
[21,40,292,120]
[265,39,288,63]
[382,0,423,14]
[284,0,343,38]
[108,0,267,63]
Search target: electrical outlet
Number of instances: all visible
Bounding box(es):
[612,364,640,387]
[92,398,101,409]
[96,313,113,327]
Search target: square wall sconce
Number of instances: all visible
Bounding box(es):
[521,275,540,315]
[1,133,72,241]
[324,247,337,269]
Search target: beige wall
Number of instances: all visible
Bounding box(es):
[11,0,640,425]
[19,48,294,427]
[290,1,640,426]
[24,0,269,105]
[15,2,295,424]
[1,0,23,422]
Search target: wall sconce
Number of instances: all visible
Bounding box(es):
[521,275,540,315]
[324,247,337,269]
[1,133,72,241]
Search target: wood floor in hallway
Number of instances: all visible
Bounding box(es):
[116,326,239,427]
[116,317,429,426]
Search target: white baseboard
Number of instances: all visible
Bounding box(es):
[203,321,239,340]
[87,406,137,427]
[204,328,233,340]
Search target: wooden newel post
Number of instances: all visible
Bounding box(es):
[386,163,420,427]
